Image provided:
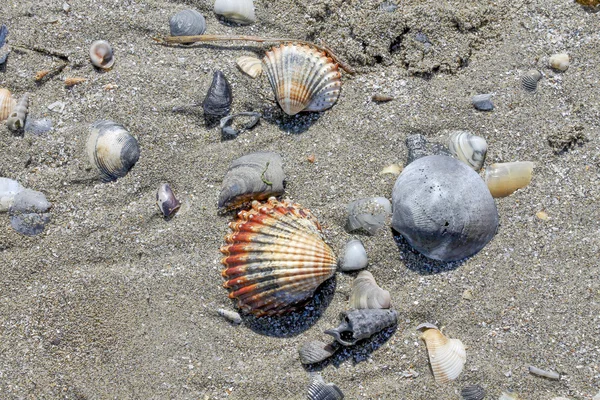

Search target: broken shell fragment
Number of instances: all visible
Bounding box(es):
[236,56,262,78]
[34,70,50,81]
[528,365,560,380]
[217,308,242,324]
[471,93,493,111]
[380,164,402,176]
[499,390,521,400]
[8,189,52,236]
[324,309,398,346]
[214,0,256,25]
[461,385,486,400]
[418,324,466,384]
[372,94,394,102]
[6,93,29,132]
[25,117,53,135]
[484,161,534,198]
[262,44,342,116]
[346,197,391,235]
[220,112,261,141]
[549,53,569,71]
[299,341,337,365]
[392,155,499,262]
[203,70,232,121]
[218,151,284,210]
[0,88,16,121]
[448,131,488,171]
[89,40,114,69]
[86,120,140,182]
[0,24,9,65]
[307,373,344,400]
[169,9,206,36]
[220,197,337,317]
[156,183,181,218]
[521,70,542,92]
[348,271,391,309]
[65,77,87,87]
[0,177,24,212]
[339,239,368,272]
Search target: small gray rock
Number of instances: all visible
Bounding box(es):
[471,94,493,111]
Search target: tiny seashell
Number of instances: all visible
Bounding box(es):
[392,155,499,261]
[339,239,368,272]
[263,44,342,116]
[104,83,118,90]
[8,189,52,236]
[218,151,285,210]
[89,40,115,69]
[549,53,569,71]
[0,177,24,212]
[217,308,242,324]
[325,309,398,346]
[521,69,542,92]
[0,88,16,121]
[461,384,486,400]
[535,210,549,221]
[484,161,534,198]
[6,93,29,132]
[372,94,394,102]
[203,70,232,121]
[156,183,181,218]
[528,365,560,380]
[348,271,391,309]
[405,134,451,165]
[47,101,65,114]
[418,324,466,384]
[471,93,493,111]
[448,131,488,171]
[62,2,71,13]
[220,111,261,141]
[34,70,50,81]
[499,390,521,400]
[86,120,140,182]
[380,164,402,176]
[307,373,344,400]
[307,154,316,163]
[221,197,337,316]
[65,77,87,87]
[346,197,391,235]
[169,9,206,36]
[299,341,337,365]
[236,56,262,79]
[214,0,256,25]
[25,117,53,135]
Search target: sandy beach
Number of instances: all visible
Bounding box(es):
[1,0,599,398]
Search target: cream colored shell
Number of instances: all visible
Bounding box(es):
[485,161,534,198]
[419,325,466,384]
[236,56,262,78]
[0,88,16,121]
[348,271,391,309]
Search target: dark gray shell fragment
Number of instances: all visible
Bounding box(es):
[471,94,493,111]
[220,111,261,141]
[521,70,542,93]
[324,309,398,346]
[461,385,486,400]
[307,373,344,400]
[8,189,51,236]
[203,70,232,121]
[169,9,206,36]
[299,341,337,365]
[392,155,498,261]
[218,151,285,210]
[0,24,9,65]
[346,197,391,235]
[405,134,451,165]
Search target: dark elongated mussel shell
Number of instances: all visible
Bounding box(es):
[203,70,232,121]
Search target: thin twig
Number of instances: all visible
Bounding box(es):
[154,34,355,75]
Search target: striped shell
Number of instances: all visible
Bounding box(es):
[236,56,262,78]
[521,69,542,92]
[307,373,344,400]
[221,197,337,317]
[262,44,342,116]
[418,325,466,384]
[448,131,488,171]
[86,120,140,182]
[461,385,486,400]
[6,93,29,131]
[0,88,16,121]
[169,9,206,36]
[348,270,391,310]
[299,340,337,365]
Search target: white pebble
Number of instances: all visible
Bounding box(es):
[339,239,368,271]
[549,53,569,71]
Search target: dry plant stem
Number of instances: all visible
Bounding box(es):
[160,34,355,75]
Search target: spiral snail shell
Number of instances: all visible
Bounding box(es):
[6,93,29,131]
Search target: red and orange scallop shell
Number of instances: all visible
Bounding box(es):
[220,197,337,317]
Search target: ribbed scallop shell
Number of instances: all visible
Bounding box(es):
[419,325,466,384]
[307,373,344,400]
[299,340,337,365]
[86,120,140,182]
[0,88,16,121]
[349,271,391,310]
[236,56,262,78]
[262,44,342,116]
[521,69,542,92]
[221,197,337,317]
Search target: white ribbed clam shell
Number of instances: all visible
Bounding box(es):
[262,44,342,115]
[236,56,262,78]
[214,0,256,24]
[348,271,391,309]
[419,326,466,384]
[0,88,16,121]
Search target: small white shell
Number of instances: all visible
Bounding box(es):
[6,93,29,131]
[298,341,336,364]
[419,325,466,384]
[448,131,488,171]
[339,239,368,271]
[0,177,24,212]
[89,40,114,69]
[348,271,391,309]
[484,161,534,198]
[236,56,262,78]
[0,88,16,121]
[217,308,242,324]
[214,0,256,24]
[549,53,569,71]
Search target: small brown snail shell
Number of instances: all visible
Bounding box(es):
[89,40,114,69]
